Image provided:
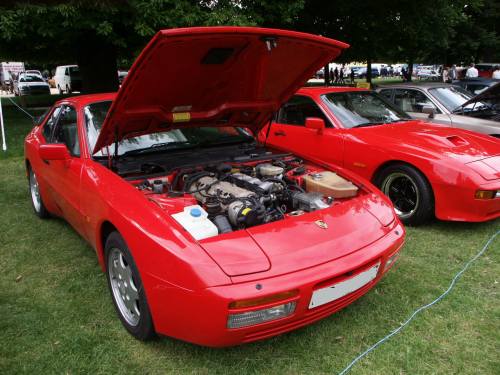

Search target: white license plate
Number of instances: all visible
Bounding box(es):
[309,263,380,309]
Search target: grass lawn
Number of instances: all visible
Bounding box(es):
[0,103,499,374]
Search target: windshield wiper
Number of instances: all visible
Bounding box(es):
[196,137,255,148]
[121,141,193,156]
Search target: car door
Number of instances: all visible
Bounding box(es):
[265,94,345,167]
[41,104,85,233]
[392,88,452,125]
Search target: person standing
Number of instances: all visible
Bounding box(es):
[442,67,449,83]
[333,67,339,83]
[465,63,479,78]
[492,65,500,79]
[350,68,355,84]
[449,64,457,81]
[339,65,345,84]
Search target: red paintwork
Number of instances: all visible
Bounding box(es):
[93,27,348,153]
[262,87,500,222]
[24,28,405,347]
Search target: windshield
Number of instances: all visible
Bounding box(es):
[84,101,254,157]
[321,91,411,128]
[428,86,486,112]
[20,75,44,83]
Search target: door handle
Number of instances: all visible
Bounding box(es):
[274,130,286,136]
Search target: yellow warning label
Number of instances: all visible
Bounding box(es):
[172,112,191,122]
[241,208,252,216]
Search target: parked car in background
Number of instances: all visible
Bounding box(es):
[476,63,500,78]
[356,67,380,79]
[454,78,499,95]
[262,87,500,225]
[25,69,44,79]
[14,73,50,96]
[54,65,82,94]
[24,27,406,347]
[350,66,363,77]
[416,67,440,80]
[377,83,500,136]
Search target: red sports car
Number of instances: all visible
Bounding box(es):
[24,27,404,347]
[262,87,500,225]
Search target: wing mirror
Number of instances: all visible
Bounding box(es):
[39,144,70,160]
[421,105,436,119]
[305,117,325,135]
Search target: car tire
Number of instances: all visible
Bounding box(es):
[375,164,434,226]
[58,85,63,95]
[105,231,155,341]
[28,167,50,218]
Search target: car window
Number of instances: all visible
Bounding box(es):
[42,106,62,141]
[379,89,393,101]
[84,101,254,157]
[428,86,488,112]
[393,89,439,113]
[277,95,331,126]
[52,106,80,157]
[321,91,411,128]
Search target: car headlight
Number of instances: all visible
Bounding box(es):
[227,301,296,329]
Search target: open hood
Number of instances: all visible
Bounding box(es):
[461,81,500,107]
[93,27,348,153]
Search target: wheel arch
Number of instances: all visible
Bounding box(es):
[98,220,119,270]
[371,159,435,203]
[25,159,31,178]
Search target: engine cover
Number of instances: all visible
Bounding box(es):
[188,176,254,204]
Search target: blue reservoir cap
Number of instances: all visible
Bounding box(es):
[190,208,202,217]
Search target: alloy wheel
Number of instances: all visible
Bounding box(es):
[108,248,141,326]
[381,172,420,219]
[29,170,42,213]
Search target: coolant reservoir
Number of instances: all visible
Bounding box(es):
[304,171,358,198]
[172,205,219,240]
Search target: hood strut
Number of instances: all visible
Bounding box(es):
[111,126,119,171]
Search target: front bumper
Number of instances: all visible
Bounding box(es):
[434,180,500,222]
[19,87,50,96]
[147,221,405,347]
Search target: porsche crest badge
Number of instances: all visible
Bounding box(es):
[315,220,328,229]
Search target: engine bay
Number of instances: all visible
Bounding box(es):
[132,156,360,240]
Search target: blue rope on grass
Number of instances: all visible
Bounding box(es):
[338,229,500,375]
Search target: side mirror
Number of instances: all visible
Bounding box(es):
[421,105,436,119]
[39,144,70,161]
[305,117,325,135]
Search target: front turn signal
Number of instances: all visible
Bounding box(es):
[229,289,299,309]
[475,190,497,199]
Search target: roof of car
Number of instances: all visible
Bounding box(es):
[55,92,116,106]
[376,82,450,90]
[299,86,368,95]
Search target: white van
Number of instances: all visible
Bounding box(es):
[54,65,82,94]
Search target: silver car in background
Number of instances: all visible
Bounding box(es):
[377,82,500,137]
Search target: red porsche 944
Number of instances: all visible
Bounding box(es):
[24,28,404,347]
[262,87,500,225]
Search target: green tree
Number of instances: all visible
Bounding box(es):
[0,0,303,93]
[446,0,500,64]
